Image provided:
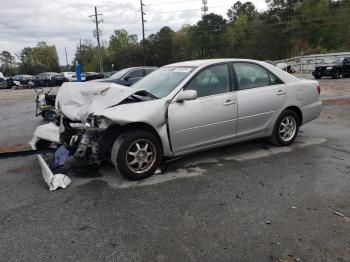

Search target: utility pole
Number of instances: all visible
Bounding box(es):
[79,39,82,68]
[65,47,69,71]
[140,0,146,65]
[89,6,104,73]
[201,0,208,17]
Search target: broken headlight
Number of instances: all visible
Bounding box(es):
[85,115,112,130]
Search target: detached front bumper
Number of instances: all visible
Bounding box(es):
[30,122,60,150]
[30,123,72,191]
[30,118,106,191]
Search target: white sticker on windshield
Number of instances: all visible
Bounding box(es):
[173,68,192,73]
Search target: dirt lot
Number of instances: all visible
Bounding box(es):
[0,75,349,261]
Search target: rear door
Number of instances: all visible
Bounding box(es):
[168,63,237,154]
[232,62,288,138]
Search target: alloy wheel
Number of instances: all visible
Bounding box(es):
[126,139,156,174]
[279,116,297,142]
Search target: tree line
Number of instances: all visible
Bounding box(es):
[1,0,350,75]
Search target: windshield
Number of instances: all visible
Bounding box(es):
[324,58,341,64]
[133,66,195,98]
[110,68,131,80]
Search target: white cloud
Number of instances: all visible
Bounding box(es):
[0,0,267,65]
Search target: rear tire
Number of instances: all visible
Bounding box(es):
[0,79,6,89]
[270,110,299,146]
[111,130,162,181]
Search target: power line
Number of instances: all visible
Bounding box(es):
[147,0,199,6]
[144,12,350,33]
[147,4,230,14]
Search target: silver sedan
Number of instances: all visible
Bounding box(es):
[33,59,322,180]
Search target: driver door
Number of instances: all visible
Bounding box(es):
[168,63,237,155]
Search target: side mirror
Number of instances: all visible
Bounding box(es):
[176,90,197,102]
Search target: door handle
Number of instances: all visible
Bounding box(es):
[223,100,236,106]
[276,90,287,95]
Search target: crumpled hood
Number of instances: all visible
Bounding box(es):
[55,82,147,122]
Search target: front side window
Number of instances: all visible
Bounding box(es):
[126,69,144,79]
[110,68,130,80]
[186,64,230,97]
[145,68,155,75]
[233,63,283,90]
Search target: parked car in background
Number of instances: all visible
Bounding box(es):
[81,72,105,82]
[62,72,77,82]
[12,74,33,87]
[101,67,156,86]
[312,57,350,79]
[276,62,295,73]
[33,72,67,87]
[104,71,118,78]
[5,76,15,89]
[0,72,7,89]
[32,59,322,181]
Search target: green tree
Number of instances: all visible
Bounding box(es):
[192,13,227,58]
[157,26,174,66]
[0,51,16,75]
[227,1,258,22]
[17,42,60,74]
[172,25,194,62]
[72,40,100,72]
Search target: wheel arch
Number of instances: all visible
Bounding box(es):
[98,121,163,159]
[283,105,303,125]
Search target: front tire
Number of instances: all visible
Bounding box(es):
[332,70,341,79]
[44,110,57,122]
[270,110,299,146]
[111,130,162,181]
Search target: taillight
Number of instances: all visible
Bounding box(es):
[317,84,321,95]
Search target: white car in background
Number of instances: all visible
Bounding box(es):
[62,72,77,82]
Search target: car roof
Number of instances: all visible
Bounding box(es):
[165,59,265,67]
[123,67,157,70]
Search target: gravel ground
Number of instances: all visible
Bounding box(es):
[0,76,349,262]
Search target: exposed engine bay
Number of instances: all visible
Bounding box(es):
[30,82,160,190]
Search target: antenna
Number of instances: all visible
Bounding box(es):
[201,0,208,17]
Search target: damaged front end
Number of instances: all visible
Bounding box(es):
[30,112,114,191]
[30,81,157,190]
[59,114,112,166]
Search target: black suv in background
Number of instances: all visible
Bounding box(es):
[101,67,156,86]
[81,72,105,82]
[33,72,67,87]
[312,57,350,79]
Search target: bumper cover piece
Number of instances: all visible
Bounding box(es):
[37,155,71,191]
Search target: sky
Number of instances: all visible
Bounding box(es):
[0,0,267,65]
